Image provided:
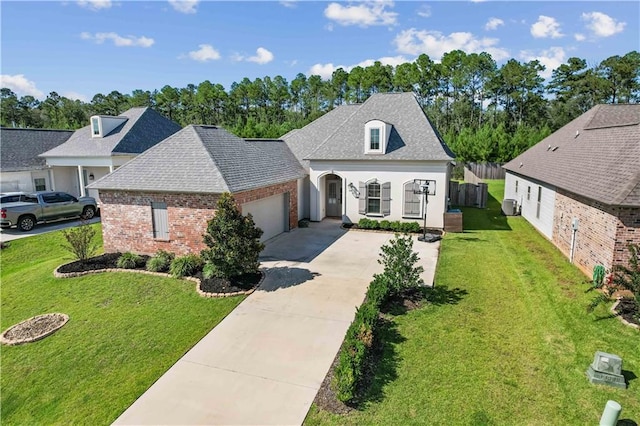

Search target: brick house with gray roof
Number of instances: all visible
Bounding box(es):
[503,104,640,276]
[90,125,305,254]
[90,92,455,254]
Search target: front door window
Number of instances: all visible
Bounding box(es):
[326,179,342,217]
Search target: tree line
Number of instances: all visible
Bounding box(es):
[1,50,638,163]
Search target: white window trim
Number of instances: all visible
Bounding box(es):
[91,117,102,138]
[369,128,382,152]
[402,181,422,218]
[366,181,382,216]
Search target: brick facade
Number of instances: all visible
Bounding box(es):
[552,189,640,276]
[99,179,298,255]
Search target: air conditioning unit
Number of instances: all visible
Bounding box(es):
[502,199,517,216]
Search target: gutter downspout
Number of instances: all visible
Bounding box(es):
[569,218,579,263]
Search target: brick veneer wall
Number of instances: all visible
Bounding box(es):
[552,189,639,276]
[99,180,298,255]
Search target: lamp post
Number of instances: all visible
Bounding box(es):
[414,179,437,243]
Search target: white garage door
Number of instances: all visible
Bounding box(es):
[242,193,287,242]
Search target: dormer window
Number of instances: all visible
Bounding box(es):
[370,128,380,150]
[364,119,391,154]
[90,114,127,138]
[91,117,101,137]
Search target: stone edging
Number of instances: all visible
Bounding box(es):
[1,313,69,346]
[54,263,262,299]
[611,299,640,330]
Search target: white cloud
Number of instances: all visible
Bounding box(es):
[76,0,112,10]
[520,46,565,79]
[233,47,274,65]
[574,33,586,41]
[484,17,504,31]
[324,0,397,27]
[279,0,297,8]
[417,5,431,18]
[581,12,625,37]
[248,47,274,64]
[186,44,220,62]
[63,91,89,102]
[530,15,563,38]
[0,74,44,98]
[168,0,199,14]
[80,32,154,47]
[394,28,510,61]
[308,55,409,80]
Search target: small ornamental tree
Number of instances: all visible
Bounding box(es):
[61,221,98,262]
[201,192,264,279]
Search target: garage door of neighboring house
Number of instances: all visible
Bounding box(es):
[242,193,288,242]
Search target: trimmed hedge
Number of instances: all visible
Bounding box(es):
[357,218,421,233]
[333,275,390,403]
[332,234,425,404]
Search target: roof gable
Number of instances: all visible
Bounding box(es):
[39,107,181,158]
[1,128,73,172]
[297,93,454,162]
[504,104,640,207]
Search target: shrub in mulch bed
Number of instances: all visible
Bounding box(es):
[197,272,263,294]
[614,298,640,327]
[57,253,150,274]
[342,221,443,236]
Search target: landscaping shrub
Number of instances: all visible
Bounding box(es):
[588,244,640,322]
[377,234,424,296]
[366,274,391,308]
[380,220,390,230]
[401,221,421,233]
[592,264,606,288]
[146,250,174,273]
[389,221,401,232]
[61,221,98,262]
[200,192,264,279]
[117,252,144,269]
[202,262,216,280]
[170,254,203,278]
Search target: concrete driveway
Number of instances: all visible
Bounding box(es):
[113,220,440,425]
[0,216,101,243]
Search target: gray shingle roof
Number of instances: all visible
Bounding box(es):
[281,92,454,163]
[89,126,306,194]
[503,104,640,207]
[39,107,181,158]
[1,128,73,172]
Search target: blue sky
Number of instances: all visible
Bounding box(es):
[1,1,638,102]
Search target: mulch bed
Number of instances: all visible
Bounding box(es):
[57,253,150,273]
[197,272,263,294]
[313,288,427,414]
[1,313,69,345]
[614,298,640,327]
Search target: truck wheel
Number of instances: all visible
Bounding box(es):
[18,215,36,232]
[82,206,96,220]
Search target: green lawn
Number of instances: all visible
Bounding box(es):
[0,225,243,425]
[306,180,639,425]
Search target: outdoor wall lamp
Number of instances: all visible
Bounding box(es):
[89,173,95,180]
[348,182,360,198]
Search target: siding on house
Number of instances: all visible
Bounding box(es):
[505,172,556,239]
[99,179,298,255]
[309,160,448,227]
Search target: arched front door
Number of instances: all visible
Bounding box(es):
[325,175,342,217]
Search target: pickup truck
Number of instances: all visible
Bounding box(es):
[0,191,97,232]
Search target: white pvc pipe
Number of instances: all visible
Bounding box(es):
[599,400,621,426]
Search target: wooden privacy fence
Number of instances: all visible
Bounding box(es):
[449,181,488,208]
[465,163,506,180]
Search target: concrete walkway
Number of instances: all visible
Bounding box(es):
[113,221,440,425]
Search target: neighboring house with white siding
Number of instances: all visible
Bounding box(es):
[39,107,181,202]
[0,128,73,193]
[89,92,455,255]
[503,104,640,276]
